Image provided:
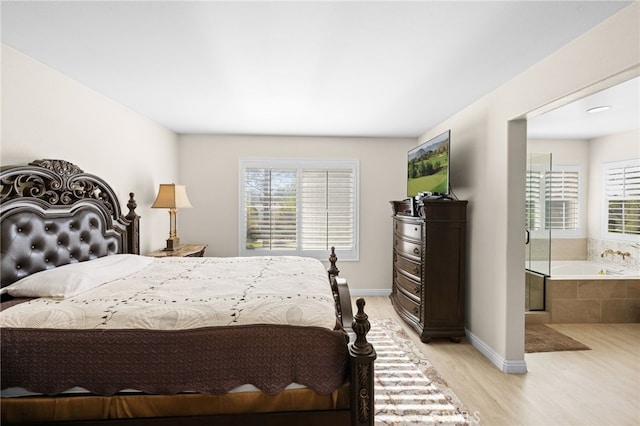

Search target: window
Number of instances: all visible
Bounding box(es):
[603,159,640,241]
[526,165,582,237]
[545,168,580,231]
[240,159,358,260]
[525,170,542,231]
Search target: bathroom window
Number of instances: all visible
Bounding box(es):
[602,159,640,241]
[239,158,359,260]
[526,165,583,237]
[545,168,580,232]
[526,170,543,231]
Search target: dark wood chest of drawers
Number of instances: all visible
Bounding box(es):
[390,200,467,343]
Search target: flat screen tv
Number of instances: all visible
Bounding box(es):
[407,130,450,198]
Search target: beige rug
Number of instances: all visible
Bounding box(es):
[369,319,473,425]
[525,323,591,353]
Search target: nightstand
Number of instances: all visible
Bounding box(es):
[146,244,207,258]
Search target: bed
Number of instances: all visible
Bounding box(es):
[0,159,376,426]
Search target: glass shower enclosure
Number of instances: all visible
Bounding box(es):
[525,153,552,311]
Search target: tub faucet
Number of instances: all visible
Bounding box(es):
[617,251,631,260]
[600,249,615,257]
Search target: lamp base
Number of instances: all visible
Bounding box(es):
[164,237,181,251]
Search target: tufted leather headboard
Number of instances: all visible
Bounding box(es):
[0,159,140,288]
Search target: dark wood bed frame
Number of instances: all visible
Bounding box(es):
[0,159,376,426]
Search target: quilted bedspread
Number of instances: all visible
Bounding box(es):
[0,256,338,330]
[0,256,348,396]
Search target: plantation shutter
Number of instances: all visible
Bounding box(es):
[301,169,355,251]
[244,167,297,250]
[526,170,542,231]
[605,162,640,236]
[545,170,579,230]
[240,159,358,260]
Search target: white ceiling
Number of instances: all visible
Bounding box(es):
[1,1,635,138]
[527,76,640,140]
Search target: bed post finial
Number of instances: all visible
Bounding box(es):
[126,192,137,217]
[125,192,141,255]
[349,297,376,426]
[328,246,339,277]
[351,298,373,356]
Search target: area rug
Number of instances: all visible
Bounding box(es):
[525,323,591,353]
[369,319,472,425]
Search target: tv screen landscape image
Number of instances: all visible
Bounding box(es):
[407,130,450,197]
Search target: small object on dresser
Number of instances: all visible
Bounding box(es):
[390,199,414,216]
[146,244,207,258]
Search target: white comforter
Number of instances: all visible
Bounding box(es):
[0,256,338,330]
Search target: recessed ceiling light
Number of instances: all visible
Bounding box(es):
[587,105,612,113]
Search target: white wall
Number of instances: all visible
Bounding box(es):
[178,134,416,292]
[527,138,590,166]
[1,45,178,253]
[419,3,640,371]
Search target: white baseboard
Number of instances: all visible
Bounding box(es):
[350,289,392,297]
[465,329,528,374]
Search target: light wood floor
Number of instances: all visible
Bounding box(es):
[359,296,640,426]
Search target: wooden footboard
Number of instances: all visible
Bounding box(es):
[328,246,377,426]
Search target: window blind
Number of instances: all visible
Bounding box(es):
[244,168,297,250]
[545,170,579,230]
[301,169,355,251]
[240,159,358,260]
[526,170,542,231]
[605,162,640,236]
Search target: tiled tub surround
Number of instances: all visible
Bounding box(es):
[545,268,639,323]
[526,239,639,323]
[526,260,639,324]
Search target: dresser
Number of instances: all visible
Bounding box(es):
[390,199,467,343]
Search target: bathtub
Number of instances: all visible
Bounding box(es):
[526,260,640,323]
[549,260,639,279]
[527,260,639,279]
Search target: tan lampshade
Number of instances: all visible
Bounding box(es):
[151,184,192,209]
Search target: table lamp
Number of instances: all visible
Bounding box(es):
[151,184,192,250]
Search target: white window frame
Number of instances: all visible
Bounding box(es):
[239,158,359,261]
[601,158,640,243]
[528,164,584,238]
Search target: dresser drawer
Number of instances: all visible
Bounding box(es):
[394,271,421,301]
[394,236,421,259]
[394,291,420,322]
[394,219,422,241]
[394,254,421,281]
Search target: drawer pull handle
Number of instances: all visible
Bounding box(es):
[413,267,420,275]
[413,306,419,315]
[413,247,420,255]
[414,286,420,294]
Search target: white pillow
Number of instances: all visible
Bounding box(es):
[2,254,154,299]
